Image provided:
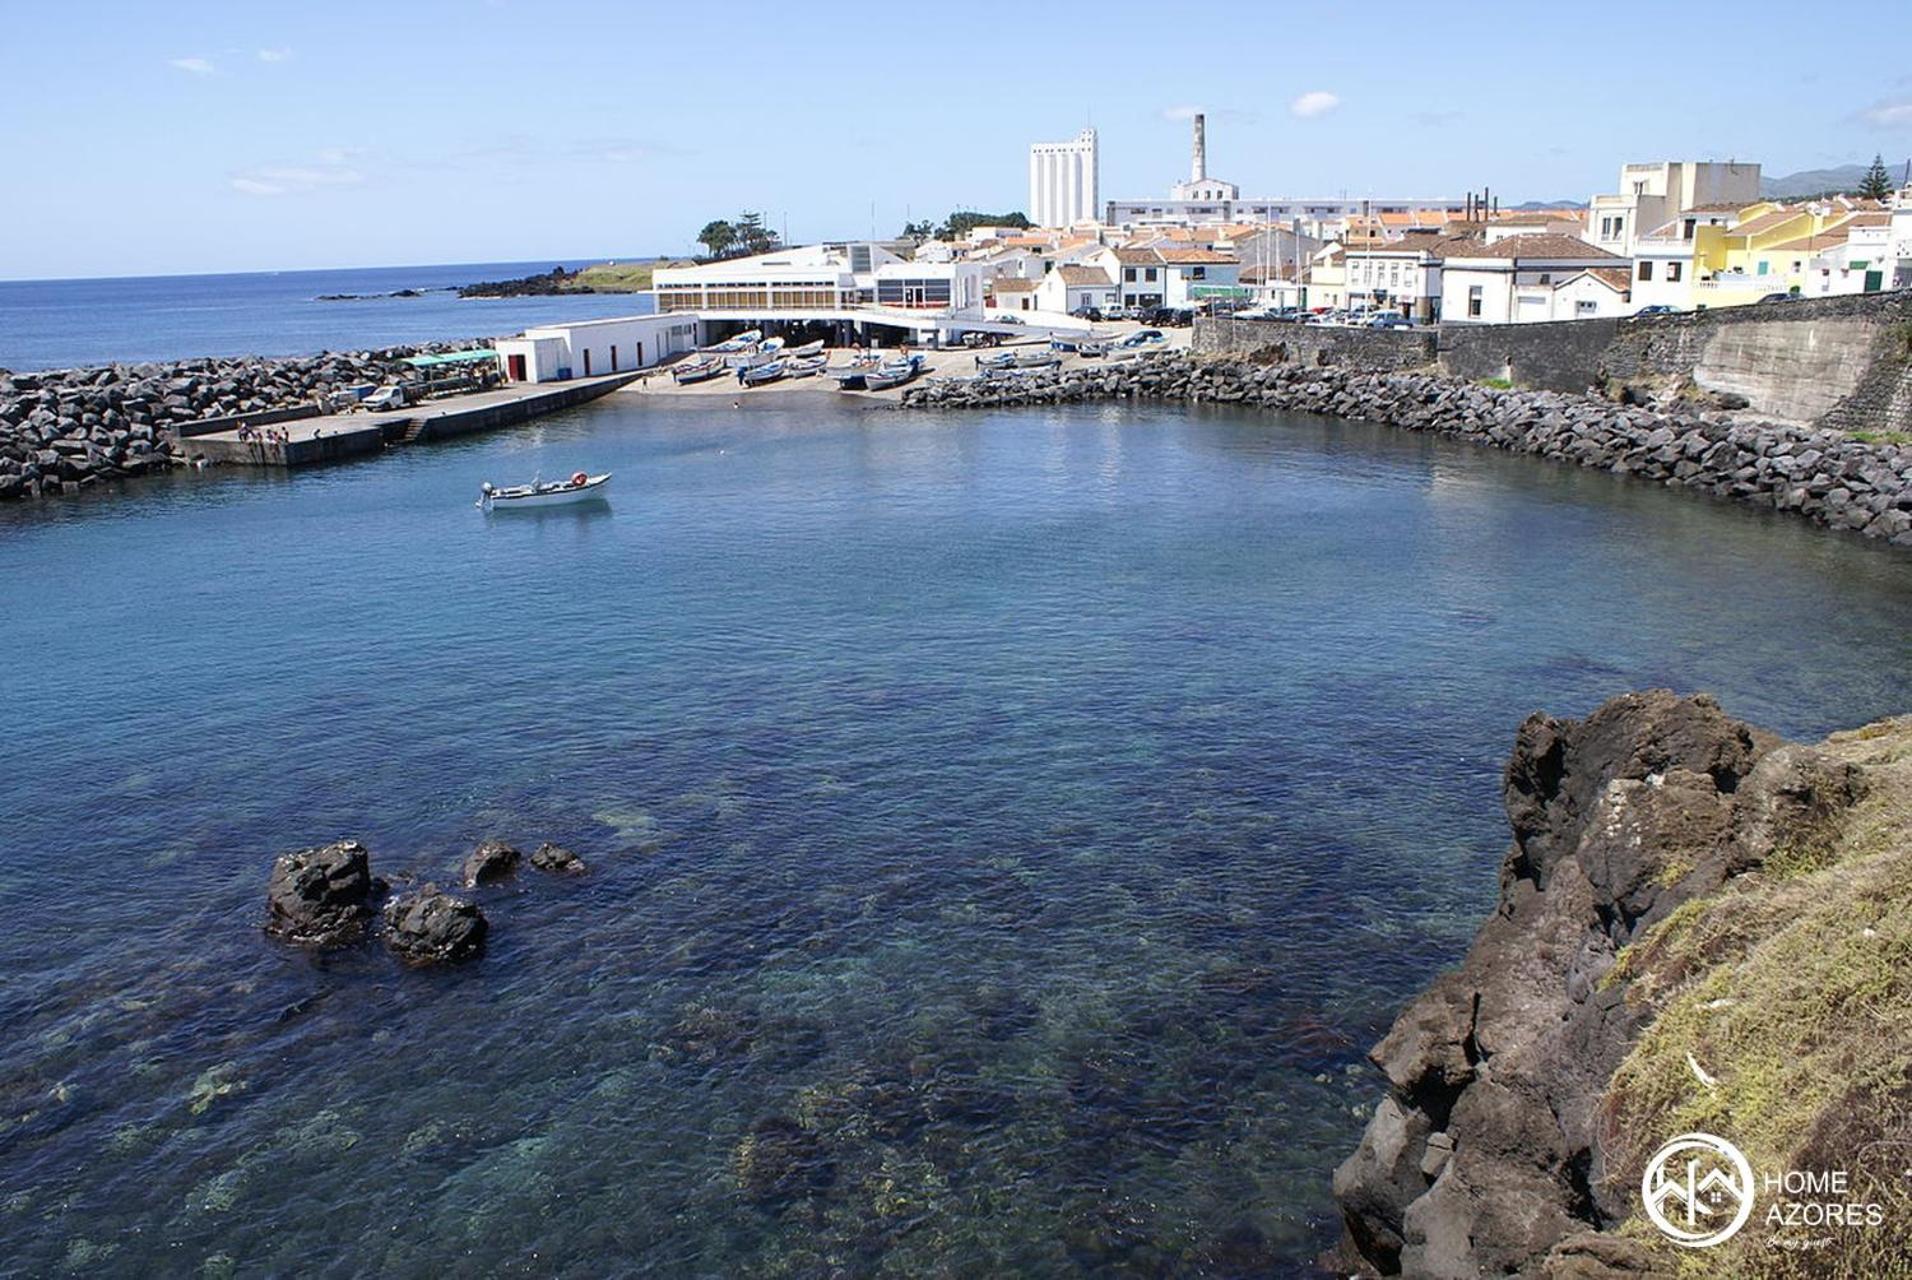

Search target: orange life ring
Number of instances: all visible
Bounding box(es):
[570,471,588,487]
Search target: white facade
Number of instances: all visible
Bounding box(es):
[1586,160,1760,256]
[1034,265,1119,315]
[1342,243,1447,320]
[1439,237,1627,324]
[495,314,699,383]
[1029,129,1099,229]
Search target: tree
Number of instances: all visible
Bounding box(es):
[900,219,936,244]
[734,211,780,256]
[936,210,1032,241]
[697,219,737,259]
[1858,154,1894,201]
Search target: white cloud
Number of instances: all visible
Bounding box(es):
[257,47,292,63]
[1863,100,1912,127]
[1162,105,1202,122]
[1289,90,1340,119]
[229,159,366,198]
[169,57,215,75]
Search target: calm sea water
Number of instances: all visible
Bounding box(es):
[0,262,657,371]
[1,395,1909,1276]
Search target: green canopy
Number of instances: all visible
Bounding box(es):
[1189,285,1254,299]
[403,349,499,368]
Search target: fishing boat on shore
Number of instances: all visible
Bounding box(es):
[975,350,1016,370]
[828,352,882,389]
[741,359,786,386]
[863,354,925,392]
[784,339,825,359]
[478,471,611,510]
[1014,351,1062,369]
[785,355,828,379]
[672,356,724,384]
[703,329,762,353]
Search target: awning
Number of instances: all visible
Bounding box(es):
[402,350,499,368]
[1189,285,1254,299]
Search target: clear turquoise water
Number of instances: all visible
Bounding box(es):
[1,396,1908,1276]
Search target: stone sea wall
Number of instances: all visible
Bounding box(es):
[1197,290,1912,431]
[901,353,1912,546]
[0,342,483,500]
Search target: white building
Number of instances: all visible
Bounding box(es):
[1098,246,1240,309]
[1029,129,1099,229]
[1586,161,1761,256]
[1035,264,1119,315]
[1629,207,1742,311]
[494,314,700,383]
[1438,234,1625,323]
[651,242,1004,346]
[1342,233,1460,321]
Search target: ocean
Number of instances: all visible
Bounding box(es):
[0,261,658,372]
[2,391,1909,1274]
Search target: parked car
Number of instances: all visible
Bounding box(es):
[1633,304,1678,316]
[1367,312,1413,330]
[1070,306,1105,322]
[1757,292,1798,304]
[997,314,1025,325]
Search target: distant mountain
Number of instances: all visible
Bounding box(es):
[1761,164,1873,198]
[1510,199,1587,210]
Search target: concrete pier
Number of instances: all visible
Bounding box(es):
[181,372,640,467]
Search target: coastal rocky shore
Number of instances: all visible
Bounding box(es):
[0,341,483,500]
[902,354,1912,546]
[1330,692,1912,1276]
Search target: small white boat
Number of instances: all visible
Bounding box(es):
[784,339,825,359]
[478,471,611,510]
[703,329,763,354]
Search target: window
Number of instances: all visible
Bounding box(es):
[1757,261,1769,276]
[1145,268,1158,282]
[1637,261,1653,281]
[1124,267,1136,282]
[1189,266,1206,280]
[1468,285,1483,318]
[1538,273,1552,285]
[1576,300,1597,315]
[1667,262,1682,282]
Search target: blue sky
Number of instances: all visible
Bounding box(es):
[4,0,1911,279]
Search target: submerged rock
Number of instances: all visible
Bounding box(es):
[731,1115,833,1203]
[382,888,487,965]
[530,842,586,875]
[462,839,521,887]
[264,839,376,945]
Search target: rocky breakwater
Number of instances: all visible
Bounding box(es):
[0,341,482,501]
[1332,692,1912,1277]
[902,355,1912,546]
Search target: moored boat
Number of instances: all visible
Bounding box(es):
[741,359,786,386]
[785,355,828,378]
[478,471,611,510]
[1014,351,1061,369]
[863,354,925,392]
[784,339,824,359]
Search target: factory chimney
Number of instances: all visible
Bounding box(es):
[1191,113,1207,183]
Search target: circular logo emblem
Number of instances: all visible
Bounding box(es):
[1641,1132,1755,1248]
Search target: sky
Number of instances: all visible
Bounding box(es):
[3,0,1911,280]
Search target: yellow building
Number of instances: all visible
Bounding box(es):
[1693,199,1883,306]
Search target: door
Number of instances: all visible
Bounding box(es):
[583,348,592,375]
[610,345,619,372]
[904,285,925,308]
[508,354,527,382]
[636,341,644,367]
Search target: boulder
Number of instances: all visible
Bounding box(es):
[264,839,376,945]
[530,841,586,875]
[382,888,487,964]
[461,838,520,887]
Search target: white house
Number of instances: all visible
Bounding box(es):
[1034,264,1119,315]
[1342,232,1461,321]
[1628,207,1740,311]
[495,314,700,383]
[1543,268,1633,320]
[1439,234,1626,323]
[1101,246,1239,309]
[988,276,1040,312]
